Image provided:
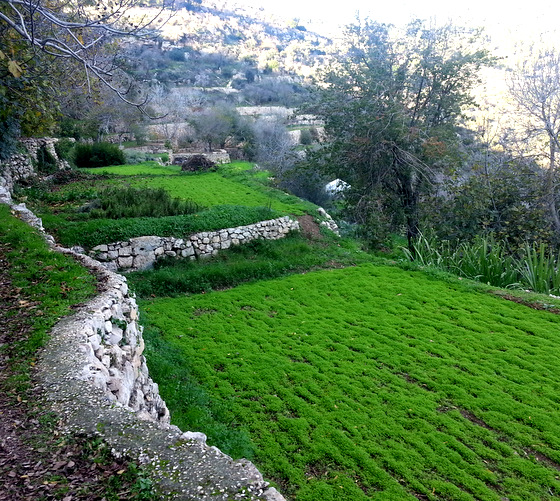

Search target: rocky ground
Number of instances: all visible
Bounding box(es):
[0,242,153,501]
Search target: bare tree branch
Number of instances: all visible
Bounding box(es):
[0,0,175,108]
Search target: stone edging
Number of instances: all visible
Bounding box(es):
[0,165,285,500]
[90,216,300,271]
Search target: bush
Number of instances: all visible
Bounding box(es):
[54,138,75,162]
[36,145,58,174]
[299,128,313,145]
[74,142,126,168]
[84,186,200,219]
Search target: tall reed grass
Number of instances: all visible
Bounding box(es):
[403,235,560,295]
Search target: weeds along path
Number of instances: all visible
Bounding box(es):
[141,264,560,500]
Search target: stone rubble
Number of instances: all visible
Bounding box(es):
[90,216,300,271]
[317,207,340,236]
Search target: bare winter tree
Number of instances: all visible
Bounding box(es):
[253,118,296,175]
[0,0,175,105]
[509,48,560,236]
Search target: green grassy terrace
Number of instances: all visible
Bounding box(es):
[141,264,560,501]
[79,161,313,215]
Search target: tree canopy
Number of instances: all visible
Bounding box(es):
[0,0,173,155]
[304,20,493,249]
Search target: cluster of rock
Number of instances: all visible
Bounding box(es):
[75,260,170,421]
[173,149,231,165]
[318,207,340,236]
[89,216,300,272]
[0,137,68,192]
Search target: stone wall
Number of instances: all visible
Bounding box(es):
[0,163,285,500]
[172,149,231,165]
[89,216,300,272]
[0,137,68,192]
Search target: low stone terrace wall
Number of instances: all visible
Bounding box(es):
[0,159,285,500]
[90,216,300,271]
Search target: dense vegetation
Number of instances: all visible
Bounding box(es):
[141,264,560,500]
[5,0,560,498]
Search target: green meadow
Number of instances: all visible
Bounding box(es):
[78,161,311,214]
[142,264,560,501]
[82,161,182,176]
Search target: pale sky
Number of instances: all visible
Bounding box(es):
[231,0,560,42]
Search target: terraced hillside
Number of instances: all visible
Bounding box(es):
[18,159,560,500]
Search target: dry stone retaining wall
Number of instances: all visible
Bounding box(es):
[0,137,69,192]
[90,216,300,272]
[172,149,231,165]
[0,158,285,500]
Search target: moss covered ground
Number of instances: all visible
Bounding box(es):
[141,264,560,501]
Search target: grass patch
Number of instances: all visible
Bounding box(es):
[141,264,560,500]
[81,161,181,176]
[129,233,373,297]
[0,204,97,392]
[76,161,313,215]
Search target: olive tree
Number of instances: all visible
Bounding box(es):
[304,19,493,249]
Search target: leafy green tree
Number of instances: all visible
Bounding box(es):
[304,20,492,250]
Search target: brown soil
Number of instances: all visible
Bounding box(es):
[0,243,148,500]
[297,214,322,239]
[492,291,560,314]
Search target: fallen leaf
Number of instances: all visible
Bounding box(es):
[8,59,23,78]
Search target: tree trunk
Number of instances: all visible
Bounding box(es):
[547,141,560,238]
[396,163,420,255]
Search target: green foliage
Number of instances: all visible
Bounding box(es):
[84,186,201,220]
[43,205,281,249]
[425,156,551,250]
[141,264,560,500]
[36,145,58,174]
[403,234,519,288]
[304,20,493,249]
[404,235,560,295]
[518,243,560,295]
[0,204,96,392]
[299,128,313,145]
[74,142,126,168]
[0,25,59,150]
[129,233,371,297]
[54,138,76,162]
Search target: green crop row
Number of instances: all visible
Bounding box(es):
[141,264,560,500]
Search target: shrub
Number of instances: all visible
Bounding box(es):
[54,138,75,162]
[84,186,200,219]
[36,144,58,174]
[299,128,313,145]
[74,142,125,168]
